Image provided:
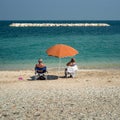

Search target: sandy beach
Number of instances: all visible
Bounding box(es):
[0,69,120,119]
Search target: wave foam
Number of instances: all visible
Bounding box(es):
[9,23,110,27]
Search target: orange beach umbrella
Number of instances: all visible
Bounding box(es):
[46,44,78,58]
[46,44,79,74]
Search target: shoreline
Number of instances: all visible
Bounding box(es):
[0,67,120,72]
[1,59,120,71]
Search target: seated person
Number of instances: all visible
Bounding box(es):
[66,58,76,66]
[35,59,47,79]
[35,58,45,67]
[65,58,78,78]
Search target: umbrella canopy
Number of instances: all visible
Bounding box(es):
[46,44,78,58]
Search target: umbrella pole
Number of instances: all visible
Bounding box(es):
[58,58,61,77]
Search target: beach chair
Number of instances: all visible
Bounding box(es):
[65,65,78,78]
[35,66,48,80]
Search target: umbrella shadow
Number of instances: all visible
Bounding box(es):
[47,75,58,80]
[28,75,58,81]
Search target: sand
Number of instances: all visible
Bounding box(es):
[0,69,120,119]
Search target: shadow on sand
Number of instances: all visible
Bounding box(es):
[28,75,59,81]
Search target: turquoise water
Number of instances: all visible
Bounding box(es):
[0,20,120,70]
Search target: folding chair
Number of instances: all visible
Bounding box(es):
[35,66,48,80]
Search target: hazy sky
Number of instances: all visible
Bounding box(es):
[0,0,120,20]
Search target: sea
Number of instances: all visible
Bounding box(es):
[0,20,120,70]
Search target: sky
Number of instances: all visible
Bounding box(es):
[0,0,120,20]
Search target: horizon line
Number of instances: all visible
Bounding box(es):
[0,19,120,21]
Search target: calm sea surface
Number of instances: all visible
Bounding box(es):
[0,20,120,70]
